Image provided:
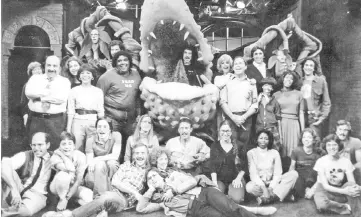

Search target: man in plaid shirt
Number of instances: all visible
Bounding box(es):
[43,143,150,217]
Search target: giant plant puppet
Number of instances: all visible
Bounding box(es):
[65,6,141,71]
[138,0,219,142]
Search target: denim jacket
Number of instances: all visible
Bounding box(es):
[302,76,331,123]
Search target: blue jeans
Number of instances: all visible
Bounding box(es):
[186,187,256,217]
[71,191,128,217]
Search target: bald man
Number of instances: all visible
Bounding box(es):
[26,56,71,150]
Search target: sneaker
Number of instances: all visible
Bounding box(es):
[256,196,270,206]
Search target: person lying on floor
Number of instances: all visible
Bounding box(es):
[136,146,277,217]
[42,143,150,217]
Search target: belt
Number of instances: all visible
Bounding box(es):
[105,104,129,112]
[232,111,247,115]
[32,111,63,119]
[187,195,196,214]
[75,109,97,115]
[280,113,299,120]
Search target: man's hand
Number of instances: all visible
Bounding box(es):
[193,154,205,164]
[161,189,174,203]
[10,189,22,207]
[344,185,361,197]
[311,120,322,126]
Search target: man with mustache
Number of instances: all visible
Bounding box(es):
[166,117,210,174]
[25,56,71,150]
[336,120,361,185]
[42,143,150,217]
[1,132,53,217]
[182,46,209,87]
[97,50,141,162]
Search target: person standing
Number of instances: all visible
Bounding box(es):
[301,58,331,138]
[220,56,258,150]
[66,64,104,152]
[26,56,71,151]
[96,50,141,162]
[274,71,305,157]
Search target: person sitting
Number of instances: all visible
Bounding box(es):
[136,150,278,216]
[335,120,361,185]
[246,129,299,205]
[84,118,121,197]
[313,134,361,216]
[288,128,322,199]
[124,114,159,162]
[209,120,247,204]
[1,132,52,217]
[165,117,210,175]
[42,143,150,217]
[66,64,104,152]
[49,132,93,211]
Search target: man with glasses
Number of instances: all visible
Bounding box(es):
[166,117,210,175]
[1,132,53,217]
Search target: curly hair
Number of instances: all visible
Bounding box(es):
[149,146,172,168]
[255,129,274,150]
[216,54,233,74]
[301,58,320,76]
[298,128,320,147]
[76,64,98,86]
[112,50,133,69]
[278,70,300,90]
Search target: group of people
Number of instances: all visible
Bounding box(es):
[2,39,361,217]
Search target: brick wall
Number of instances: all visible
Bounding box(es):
[302,0,361,137]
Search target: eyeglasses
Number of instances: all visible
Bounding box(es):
[220,130,232,133]
[329,168,344,174]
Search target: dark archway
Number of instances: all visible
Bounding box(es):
[8,25,53,148]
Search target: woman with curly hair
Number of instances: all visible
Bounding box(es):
[209,120,247,203]
[149,146,176,178]
[246,129,299,205]
[124,114,159,162]
[289,128,323,199]
[64,56,83,88]
[274,71,305,157]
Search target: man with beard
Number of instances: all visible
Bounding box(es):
[96,50,141,162]
[26,56,71,150]
[42,143,150,217]
[182,46,209,87]
[2,132,53,217]
[335,120,361,185]
[166,118,210,174]
[313,134,361,216]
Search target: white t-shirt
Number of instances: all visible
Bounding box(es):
[314,155,354,186]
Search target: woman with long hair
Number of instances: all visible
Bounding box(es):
[209,120,247,203]
[289,128,322,199]
[64,56,83,88]
[124,114,159,162]
[274,71,305,157]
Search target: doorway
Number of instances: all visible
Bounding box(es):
[7,25,53,151]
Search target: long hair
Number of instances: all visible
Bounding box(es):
[298,128,323,155]
[132,114,154,144]
[218,120,245,170]
[278,70,300,90]
[131,143,151,169]
[321,134,343,153]
[64,56,82,83]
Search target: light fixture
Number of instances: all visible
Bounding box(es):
[116,2,127,10]
[236,0,246,9]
